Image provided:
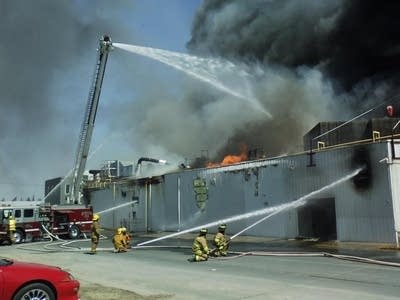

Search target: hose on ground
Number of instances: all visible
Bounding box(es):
[212,250,400,268]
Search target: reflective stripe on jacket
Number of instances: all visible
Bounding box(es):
[8,218,16,231]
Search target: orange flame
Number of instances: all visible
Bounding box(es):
[206,145,248,168]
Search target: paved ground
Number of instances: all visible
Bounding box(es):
[1,232,400,299]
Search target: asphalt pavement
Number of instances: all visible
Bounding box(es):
[1,232,400,299]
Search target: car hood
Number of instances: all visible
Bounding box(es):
[9,260,60,270]
[2,259,69,281]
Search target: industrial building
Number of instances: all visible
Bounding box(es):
[58,117,400,246]
[42,36,400,246]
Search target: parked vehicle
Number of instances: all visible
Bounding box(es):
[0,258,80,300]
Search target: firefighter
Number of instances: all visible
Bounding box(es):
[213,224,229,257]
[121,227,132,249]
[7,214,16,245]
[191,228,209,262]
[90,214,101,254]
[112,227,127,253]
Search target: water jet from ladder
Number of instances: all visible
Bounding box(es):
[113,43,271,118]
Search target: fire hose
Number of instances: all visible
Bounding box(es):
[211,250,400,268]
[40,223,64,241]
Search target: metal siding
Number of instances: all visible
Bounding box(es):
[389,163,400,232]
[89,142,397,242]
[91,188,113,228]
[387,141,400,236]
[154,174,176,231]
[330,144,394,242]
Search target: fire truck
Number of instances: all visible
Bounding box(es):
[0,204,93,244]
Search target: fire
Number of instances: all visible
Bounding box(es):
[206,145,248,168]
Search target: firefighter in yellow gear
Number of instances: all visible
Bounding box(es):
[213,224,229,257]
[191,228,209,262]
[8,215,16,245]
[121,227,132,248]
[90,214,101,254]
[113,227,127,253]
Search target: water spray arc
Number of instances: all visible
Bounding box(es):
[137,168,362,246]
[113,42,271,117]
[230,167,362,240]
[96,201,135,215]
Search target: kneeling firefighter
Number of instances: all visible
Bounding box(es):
[121,227,132,248]
[113,227,127,253]
[191,228,209,262]
[213,224,229,256]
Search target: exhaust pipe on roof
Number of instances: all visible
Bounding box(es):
[135,157,168,175]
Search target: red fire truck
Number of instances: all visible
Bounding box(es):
[0,204,93,244]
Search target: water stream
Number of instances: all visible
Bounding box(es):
[96,201,134,215]
[137,168,361,246]
[113,42,271,117]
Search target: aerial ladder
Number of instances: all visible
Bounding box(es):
[70,35,113,204]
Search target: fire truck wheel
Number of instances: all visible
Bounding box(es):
[14,229,24,244]
[68,225,80,239]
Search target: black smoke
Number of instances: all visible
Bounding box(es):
[188,0,400,92]
[184,0,400,161]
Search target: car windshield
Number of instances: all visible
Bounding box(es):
[0,258,13,266]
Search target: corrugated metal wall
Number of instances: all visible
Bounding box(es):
[91,142,398,243]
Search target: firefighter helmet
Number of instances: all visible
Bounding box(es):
[121,227,127,233]
[92,214,100,221]
[199,228,208,235]
[218,224,227,231]
[117,228,123,234]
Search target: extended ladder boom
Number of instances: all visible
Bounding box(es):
[71,35,112,203]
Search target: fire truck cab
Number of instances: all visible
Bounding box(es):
[0,206,41,244]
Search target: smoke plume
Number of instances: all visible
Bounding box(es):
[188,0,400,91]
[180,0,400,161]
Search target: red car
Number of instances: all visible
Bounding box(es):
[0,258,80,300]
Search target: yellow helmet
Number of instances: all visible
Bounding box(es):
[117,228,123,234]
[92,214,100,221]
[121,227,127,233]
